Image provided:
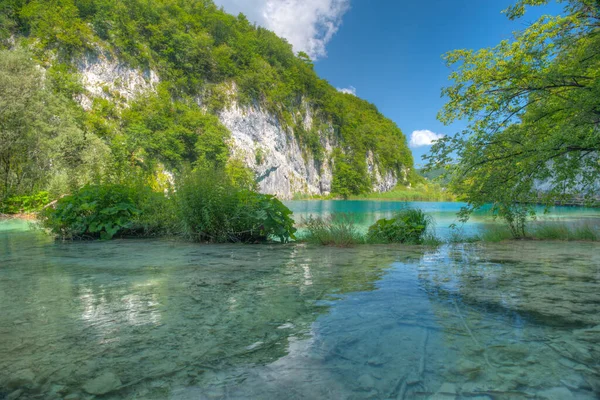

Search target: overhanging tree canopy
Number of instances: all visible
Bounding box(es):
[426,0,600,212]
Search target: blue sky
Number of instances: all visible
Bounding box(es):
[215,0,564,166]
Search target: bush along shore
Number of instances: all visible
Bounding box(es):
[301,209,439,246]
[35,165,296,243]
[4,183,599,245]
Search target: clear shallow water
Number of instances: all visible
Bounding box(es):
[1,220,599,400]
[285,200,600,238]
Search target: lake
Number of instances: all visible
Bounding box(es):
[285,200,600,238]
[1,202,599,399]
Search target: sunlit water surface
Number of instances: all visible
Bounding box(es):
[1,214,599,399]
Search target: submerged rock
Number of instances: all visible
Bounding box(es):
[429,382,457,399]
[487,344,529,366]
[552,339,594,364]
[7,369,35,389]
[367,356,385,366]
[357,373,376,389]
[585,375,600,394]
[538,387,574,400]
[453,359,482,379]
[573,325,600,343]
[49,384,67,396]
[6,389,23,400]
[82,372,121,395]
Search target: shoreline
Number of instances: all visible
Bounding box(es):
[3,217,599,245]
[0,213,37,221]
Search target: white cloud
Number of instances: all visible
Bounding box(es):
[410,130,445,148]
[214,0,350,59]
[337,86,356,95]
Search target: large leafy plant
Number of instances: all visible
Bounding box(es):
[41,184,141,240]
[235,191,296,243]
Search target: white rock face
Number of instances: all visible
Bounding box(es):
[219,102,334,198]
[367,150,406,193]
[532,159,600,202]
[219,102,402,199]
[76,50,159,110]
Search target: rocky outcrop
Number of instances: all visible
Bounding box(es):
[75,50,159,110]
[532,159,600,204]
[220,102,403,198]
[219,102,335,198]
[82,372,122,395]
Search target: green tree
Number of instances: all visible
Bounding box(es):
[332,152,372,198]
[426,0,600,230]
[0,48,107,200]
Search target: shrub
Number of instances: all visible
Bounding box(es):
[0,191,50,214]
[176,168,296,243]
[40,184,142,240]
[302,213,364,246]
[130,188,178,237]
[367,208,432,244]
[39,167,296,243]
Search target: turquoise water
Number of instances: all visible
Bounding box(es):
[285,200,600,238]
[1,213,599,399]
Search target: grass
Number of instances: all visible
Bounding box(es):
[446,229,481,244]
[292,183,455,202]
[301,210,441,247]
[301,213,365,246]
[291,193,334,200]
[474,220,600,242]
[478,224,514,243]
[300,211,600,248]
[529,220,599,241]
[301,218,600,246]
[349,183,455,202]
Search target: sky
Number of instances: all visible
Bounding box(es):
[213,0,564,166]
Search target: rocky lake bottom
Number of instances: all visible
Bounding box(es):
[0,219,599,399]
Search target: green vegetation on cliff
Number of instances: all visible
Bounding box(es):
[0,0,413,203]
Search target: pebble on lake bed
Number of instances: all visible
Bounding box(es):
[357,373,376,389]
[428,382,457,400]
[453,359,482,379]
[82,372,122,395]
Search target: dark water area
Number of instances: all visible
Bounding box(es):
[0,218,599,399]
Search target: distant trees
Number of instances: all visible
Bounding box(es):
[426,0,600,229]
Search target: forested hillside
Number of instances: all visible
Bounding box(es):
[0,0,413,203]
